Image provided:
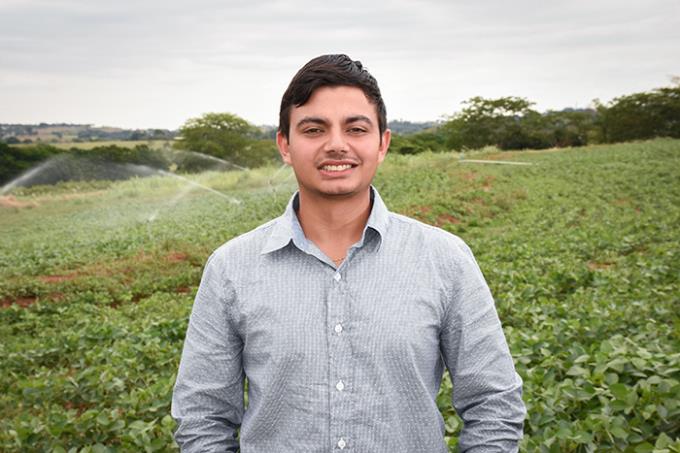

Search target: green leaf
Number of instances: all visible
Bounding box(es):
[605,372,620,385]
[632,358,647,370]
[128,420,148,432]
[610,383,631,400]
[656,432,673,448]
[635,442,654,453]
[647,376,663,385]
[110,419,125,431]
[566,365,589,377]
[608,359,628,373]
[600,340,614,354]
[95,412,109,426]
[575,354,590,364]
[610,425,628,439]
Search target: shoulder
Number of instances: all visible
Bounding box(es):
[386,211,476,266]
[203,217,280,275]
[384,211,487,304]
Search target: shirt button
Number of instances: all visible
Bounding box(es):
[334,323,343,334]
[338,438,346,449]
[336,380,345,391]
[333,272,341,282]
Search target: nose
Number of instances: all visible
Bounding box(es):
[323,128,348,153]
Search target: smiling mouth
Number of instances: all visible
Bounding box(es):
[320,164,354,172]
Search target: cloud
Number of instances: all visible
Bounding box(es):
[1,0,679,128]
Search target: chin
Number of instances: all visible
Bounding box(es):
[312,183,362,198]
[320,187,356,197]
[332,185,373,198]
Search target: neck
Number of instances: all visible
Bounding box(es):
[296,187,372,254]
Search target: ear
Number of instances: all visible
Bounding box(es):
[377,129,391,164]
[276,131,292,165]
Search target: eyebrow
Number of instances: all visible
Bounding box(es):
[345,115,373,126]
[295,115,374,129]
[296,116,328,128]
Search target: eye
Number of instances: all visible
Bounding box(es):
[348,127,367,134]
[303,127,323,135]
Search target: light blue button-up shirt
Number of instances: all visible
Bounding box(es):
[172,186,526,452]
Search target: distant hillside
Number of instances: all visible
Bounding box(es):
[1,121,442,144]
[0,123,177,144]
[388,120,439,135]
[250,123,442,139]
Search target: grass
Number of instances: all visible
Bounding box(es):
[0,139,679,452]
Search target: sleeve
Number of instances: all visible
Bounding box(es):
[171,251,245,452]
[439,240,526,453]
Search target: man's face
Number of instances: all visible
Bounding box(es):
[277,85,390,200]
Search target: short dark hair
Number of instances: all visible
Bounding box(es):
[278,54,387,141]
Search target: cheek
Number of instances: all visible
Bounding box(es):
[289,150,316,169]
[352,136,381,152]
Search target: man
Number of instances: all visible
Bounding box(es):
[172,54,526,452]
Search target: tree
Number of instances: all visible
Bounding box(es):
[174,112,266,167]
[441,96,538,150]
[129,130,146,141]
[0,143,62,186]
[389,129,448,155]
[441,97,601,151]
[539,109,598,147]
[596,83,680,143]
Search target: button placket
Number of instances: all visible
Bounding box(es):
[328,270,352,450]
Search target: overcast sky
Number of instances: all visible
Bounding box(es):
[1,0,679,129]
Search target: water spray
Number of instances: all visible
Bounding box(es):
[185,151,249,171]
[156,170,241,204]
[0,157,64,196]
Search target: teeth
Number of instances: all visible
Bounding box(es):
[322,164,352,171]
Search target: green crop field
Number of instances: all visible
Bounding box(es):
[1,139,678,452]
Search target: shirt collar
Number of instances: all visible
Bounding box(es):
[260,185,389,255]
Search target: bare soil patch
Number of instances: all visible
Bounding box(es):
[587,261,615,270]
[0,195,39,209]
[166,252,189,263]
[63,400,94,416]
[1,296,38,308]
[436,213,461,226]
[39,274,78,283]
[35,190,107,203]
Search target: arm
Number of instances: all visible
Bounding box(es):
[440,240,526,453]
[171,252,244,452]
